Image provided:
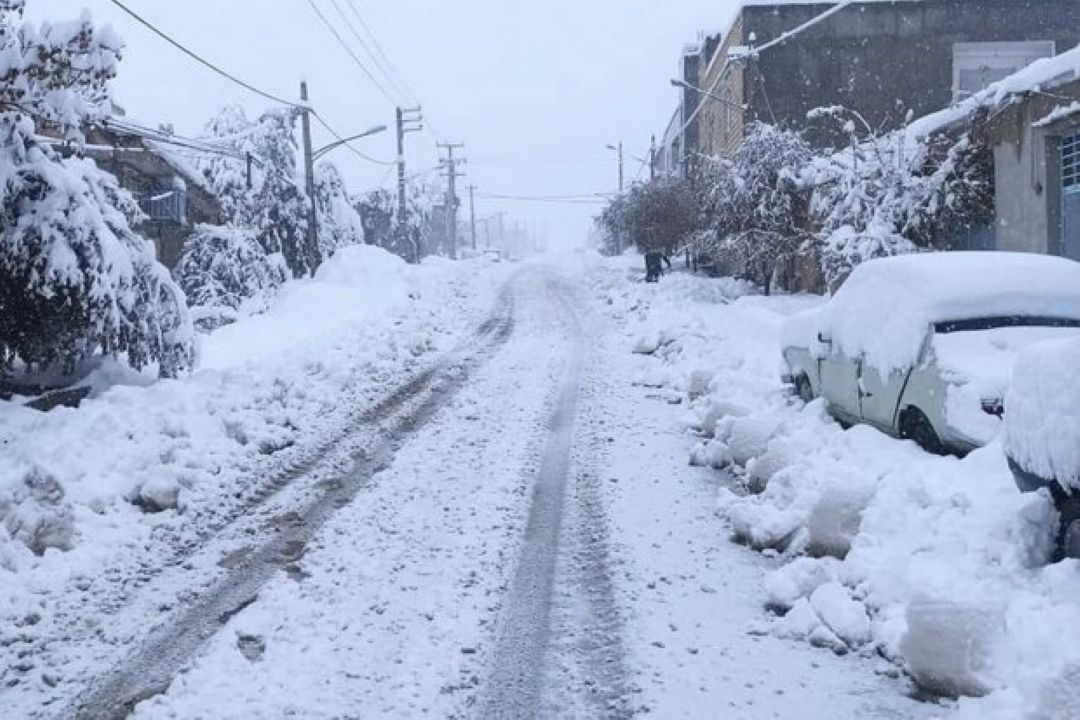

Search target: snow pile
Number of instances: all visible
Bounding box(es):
[598,257,1080,718]
[802,252,1080,372]
[1004,337,1080,490]
[0,248,502,614]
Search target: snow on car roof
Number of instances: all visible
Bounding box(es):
[819,252,1080,372]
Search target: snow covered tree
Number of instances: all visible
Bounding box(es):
[176,223,288,328]
[355,188,395,248]
[197,105,311,278]
[596,178,698,256]
[696,123,812,293]
[807,106,994,288]
[0,1,193,379]
[314,161,365,256]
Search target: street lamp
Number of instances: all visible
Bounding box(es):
[313,124,388,161]
[670,78,748,111]
[605,142,624,194]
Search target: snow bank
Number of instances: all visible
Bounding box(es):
[813,252,1080,372]
[201,245,412,370]
[599,257,1080,718]
[0,248,502,628]
[1004,337,1080,490]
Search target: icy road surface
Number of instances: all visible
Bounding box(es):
[55,265,929,719]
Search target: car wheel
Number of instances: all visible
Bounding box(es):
[794,374,815,403]
[901,408,946,455]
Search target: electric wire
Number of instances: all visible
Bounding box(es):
[108,0,303,110]
[303,0,398,106]
[343,0,418,104]
[328,0,412,106]
[108,0,394,167]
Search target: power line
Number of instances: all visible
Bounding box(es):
[678,0,856,138]
[476,192,611,205]
[338,0,443,142]
[108,0,393,168]
[343,0,418,104]
[108,0,302,110]
[303,0,398,106]
[329,0,412,105]
[311,112,396,166]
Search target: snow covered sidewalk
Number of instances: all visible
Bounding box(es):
[594,255,1080,719]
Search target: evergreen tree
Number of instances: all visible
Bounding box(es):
[176,224,288,328]
[0,1,193,378]
[314,161,365,256]
[197,106,311,278]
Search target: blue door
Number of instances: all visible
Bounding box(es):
[1063,132,1080,260]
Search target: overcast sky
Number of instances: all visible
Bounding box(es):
[28,0,746,247]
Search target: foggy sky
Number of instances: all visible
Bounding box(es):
[27,0,745,248]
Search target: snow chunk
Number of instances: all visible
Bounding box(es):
[901,596,1004,698]
[810,582,871,649]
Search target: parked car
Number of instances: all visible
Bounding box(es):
[483,248,503,263]
[781,252,1080,454]
[1003,336,1080,559]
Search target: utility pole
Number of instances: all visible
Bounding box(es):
[468,185,478,251]
[618,140,625,194]
[396,106,423,262]
[437,142,466,260]
[650,135,657,182]
[300,81,319,274]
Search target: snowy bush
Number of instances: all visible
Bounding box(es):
[807,106,994,289]
[177,223,288,327]
[0,1,193,378]
[197,105,311,278]
[596,177,699,256]
[355,188,395,248]
[693,123,813,293]
[315,162,365,255]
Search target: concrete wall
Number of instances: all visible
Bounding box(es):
[738,0,1080,146]
[989,79,1080,257]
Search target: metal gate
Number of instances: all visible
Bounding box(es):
[1063,131,1080,260]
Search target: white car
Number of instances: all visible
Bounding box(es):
[782,252,1080,454]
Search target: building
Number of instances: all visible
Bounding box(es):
[82,123,225,269]
[963,54,1080,260]
[654,33,721,179]
[692,0,1080,159]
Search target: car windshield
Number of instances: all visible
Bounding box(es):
[934,316,1080,333]
[933,323,1080,387]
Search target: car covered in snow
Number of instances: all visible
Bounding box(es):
[1004,336,1080,558]
[781,252,1080,454]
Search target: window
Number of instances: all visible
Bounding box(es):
[952,41,1056,102]
[1063,131,1080,194]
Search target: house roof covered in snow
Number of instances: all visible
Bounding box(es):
[908,45,1080,139]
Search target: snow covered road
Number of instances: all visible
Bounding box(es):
[10,258,943,719]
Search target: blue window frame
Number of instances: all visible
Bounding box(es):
[1063,131,1080,194]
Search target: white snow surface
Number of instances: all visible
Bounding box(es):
[617,257,1080,719]
[0,247,507,711]
[1004,336,1080,490]
[803,252,1080,372]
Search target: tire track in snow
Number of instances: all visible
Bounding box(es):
[68,285,517,720]
[480,278,633,719]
